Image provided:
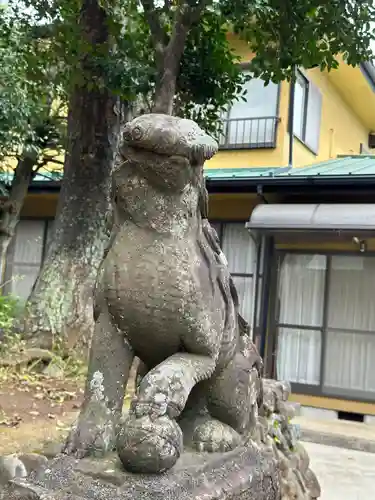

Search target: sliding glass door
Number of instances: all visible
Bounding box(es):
[276,252,375,401]
[276,254,326,386]
[324,256,375,399]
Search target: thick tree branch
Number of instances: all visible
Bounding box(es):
[163,0,171,12]
[167,0,211,65]
[40,155,65,166]
[152,0,211,114]
[0,155,36,240]
[140,0,167,54]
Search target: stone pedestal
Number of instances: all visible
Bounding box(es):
[7,445,280,500]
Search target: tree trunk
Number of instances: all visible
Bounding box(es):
[152,61,178,114]
[148,3,206,115]
[23,0,120,352]
[0,156,36,282]
[152,22,190,114]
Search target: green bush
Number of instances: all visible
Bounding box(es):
[0,294,22,332]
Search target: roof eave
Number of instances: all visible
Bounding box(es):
[206,174,375,193]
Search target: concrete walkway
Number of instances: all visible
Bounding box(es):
[295,416,375,453]
[304,441,375,500]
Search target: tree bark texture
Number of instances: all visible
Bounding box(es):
[23,0,120,351]
[152,46,184,114]
[0,156,36,280]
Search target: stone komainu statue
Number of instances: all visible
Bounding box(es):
[64,114,263,473]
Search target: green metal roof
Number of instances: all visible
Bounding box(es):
[204,167,285,179]
[1,155,375,194]
[0,171,62,184]
[277,156,375,177]
[204,156,375,181]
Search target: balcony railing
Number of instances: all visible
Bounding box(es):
[219,116,279,150]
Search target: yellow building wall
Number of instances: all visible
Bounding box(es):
[290,393,375,416]
[208,193,259,220]
[206,35,374,171]
[206,36,290,170]
[21,194,58,218]
[276,239,375,253]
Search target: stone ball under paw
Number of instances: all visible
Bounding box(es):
[116,415,183,473]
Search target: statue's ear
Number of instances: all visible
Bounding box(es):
[199,184,209,220]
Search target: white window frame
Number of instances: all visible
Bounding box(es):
[293,70,309,141]
[292,69,322,155]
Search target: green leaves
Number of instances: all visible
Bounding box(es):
[223,0,375,84]
[0,4,66,166]
[176,9,248,134]
[0,294,22,333]
[2,0,375,145]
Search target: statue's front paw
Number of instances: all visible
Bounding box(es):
[117,415,183,473]
[192,418,241,453]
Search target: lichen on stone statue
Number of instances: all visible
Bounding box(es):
[60,113,320,499]
[62,113,263,474]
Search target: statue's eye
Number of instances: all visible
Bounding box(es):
[123,130,132,142]
[132,126,143,140]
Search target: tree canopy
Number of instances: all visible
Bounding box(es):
[13,0,248,135]
[0,5,66,168]
[2,0,375,142]
[224,0,375,82]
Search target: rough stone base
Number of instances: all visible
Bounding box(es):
[7,446,280,500]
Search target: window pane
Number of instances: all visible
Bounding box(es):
[10,264,39,301]
[45,220,56,253]
[305,81,322,154]
[225,74,279,146]
[277,327,321,385]
[13,220,44,265]
[278,254,326,327]
[228,74,278,119]
[232,276,253,324]
[328,256,375,331]
[293,76,307,139]
[324,330,375,394]
[221,223,256,274]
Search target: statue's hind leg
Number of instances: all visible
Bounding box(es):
[179,379,243,453]
[181,351,262,453]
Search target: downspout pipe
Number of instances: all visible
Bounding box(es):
[288,66,296,168]
[251,234,263,348]
[259,236,273,362]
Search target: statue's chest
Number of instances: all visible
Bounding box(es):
[106,226,197,290]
